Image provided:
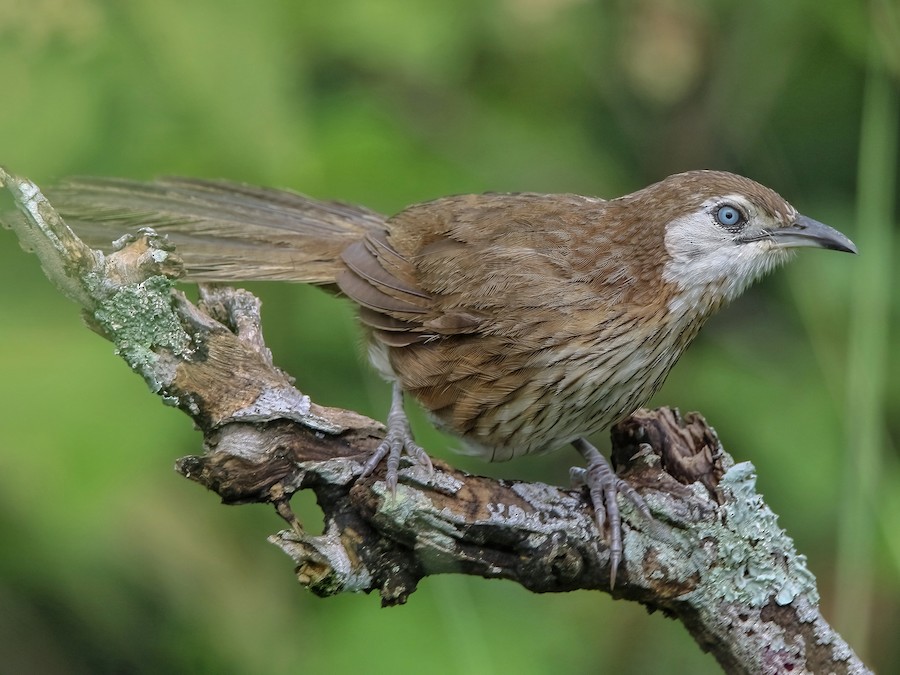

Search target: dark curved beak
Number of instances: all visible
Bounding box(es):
[767,215,858,254]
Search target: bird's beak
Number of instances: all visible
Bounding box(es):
[746,215,858,254]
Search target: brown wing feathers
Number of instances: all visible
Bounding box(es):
[336,234,435,345]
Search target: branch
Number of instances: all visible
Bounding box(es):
[0,168,871,675]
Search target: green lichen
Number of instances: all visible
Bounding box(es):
[695,461,819,607]
[92,275,194,392]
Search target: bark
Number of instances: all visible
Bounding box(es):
[0,168,871,675]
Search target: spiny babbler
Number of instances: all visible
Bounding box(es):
[46,170,857,585]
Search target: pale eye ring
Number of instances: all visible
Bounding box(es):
[715,204,745,229]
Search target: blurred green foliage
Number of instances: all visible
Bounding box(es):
[0,0,897,672]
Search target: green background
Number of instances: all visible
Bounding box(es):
[1,1,898,672]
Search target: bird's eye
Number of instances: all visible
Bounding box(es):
[715,204,744,230]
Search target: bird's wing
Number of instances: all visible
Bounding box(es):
[337,192,608,345]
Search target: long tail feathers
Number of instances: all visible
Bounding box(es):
[42,177,386,284]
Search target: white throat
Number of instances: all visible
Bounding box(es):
[661,204,793,318]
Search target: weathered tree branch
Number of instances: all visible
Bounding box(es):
[0,168,871,674]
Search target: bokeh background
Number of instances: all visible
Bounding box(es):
[1,0,898,672]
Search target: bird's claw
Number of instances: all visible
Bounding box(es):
[361,383,434,495]
[361,425,433,495]
[571,438,650,588]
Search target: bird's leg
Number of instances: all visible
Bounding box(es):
[570,438,650,587]
[361,382,433,494]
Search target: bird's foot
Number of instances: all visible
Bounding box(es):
[570,437,650,588]
[361,383,433,495]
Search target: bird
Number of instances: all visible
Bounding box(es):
[44,170,857,586]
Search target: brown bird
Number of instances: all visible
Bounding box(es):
[46,170,856,585]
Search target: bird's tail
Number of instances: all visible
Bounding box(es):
[42,177,387,284]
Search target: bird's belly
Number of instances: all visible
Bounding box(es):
[375,323,688,463]
[454,341,678,461]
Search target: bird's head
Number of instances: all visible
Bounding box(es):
[619,170,857,317]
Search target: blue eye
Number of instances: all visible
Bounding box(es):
[715,204,743,229]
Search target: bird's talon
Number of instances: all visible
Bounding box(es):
[620,481,652,519]
[360,383,435,493]
[385,469,398,497]
[361,443,390,478]
[409,443,434,474]
[572,437,648,588]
